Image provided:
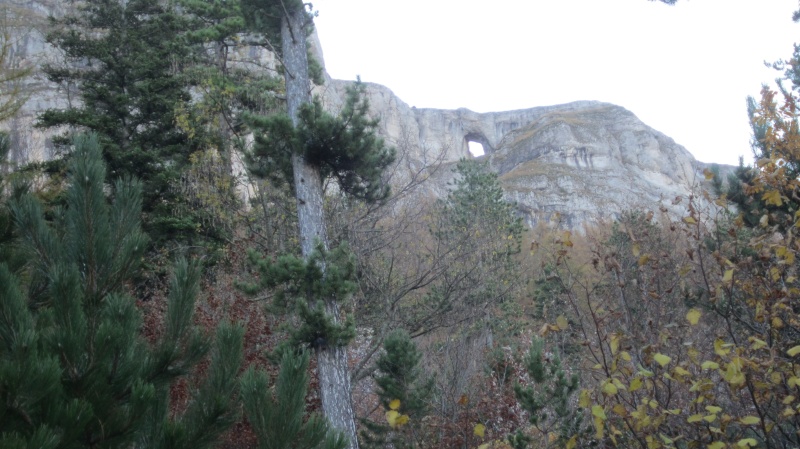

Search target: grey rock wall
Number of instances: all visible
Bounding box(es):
[317,79,727,229]
[2,0,730,230]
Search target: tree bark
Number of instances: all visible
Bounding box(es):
[280,6,359,449]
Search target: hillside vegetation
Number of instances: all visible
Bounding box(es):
[2,1,800,448]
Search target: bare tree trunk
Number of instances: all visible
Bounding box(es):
[280,6,359,449]
[215,40,233,176]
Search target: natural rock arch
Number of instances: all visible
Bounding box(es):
[464,131,493,157]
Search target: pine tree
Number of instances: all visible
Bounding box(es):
[511,338,588,449]
[0,134,243,448]
[360,330,433,449]
[37,0,213,243]
[241,349,347,449]
[239,2,395,447]
[400,159,524,337]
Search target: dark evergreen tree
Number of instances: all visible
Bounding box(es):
[0,134,243,448]
[401,159,524,337]
[240,349,347,449]
[239,2,395,446]
[240,242,358,354]
[720,50,800,230]
[511,338,588,449]
[360,330,433,449]
[37,0,213,243]
[247,80,396,203]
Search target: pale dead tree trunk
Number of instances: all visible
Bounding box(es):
[280,5,359,449]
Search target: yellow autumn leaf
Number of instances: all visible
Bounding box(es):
[737,438,758,447]
[707,442,726,449]
[592,405,607,420]
[629,377,643,392]
[723,269,734,282]
[632,243,641,257]
[687,414,703,423]
[749,338,767,350]
[705,405,722,414]
[762,189,783,206]
[704,168,715,180]
[602,380,618,395]
[620,351,631,361]
[556,315,569,330]
[684,216,697,224]
[610,334,619,355]
[701,361,720,370]
[638,254,651,266]
[473,423,486,438]
[739,416,761,425]
[653,353,672,367]
[787,345,800,357]
[673,366,691,376]
[727,371,746,387]
[386,410,399,427]
[714,339,730,356]
[389,399,401,410]
[686,308,702,325]
[594,416,605,439]
[565,435,578,449]
[579,389,591,407]
[396,414,409,426]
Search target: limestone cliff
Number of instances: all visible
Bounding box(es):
[2,0,729,229]
[317,80,726,229]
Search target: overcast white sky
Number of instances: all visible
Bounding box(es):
[313,0,800,166]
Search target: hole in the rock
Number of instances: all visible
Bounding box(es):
[468,141,485,157]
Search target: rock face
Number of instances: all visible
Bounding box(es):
[3,0,727,229]
[318,80,723,229]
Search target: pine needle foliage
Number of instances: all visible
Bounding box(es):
[37,0,216,243]
[512,338,588,449]
[247,80,396,203]
[360,330,433,449]
[0,134,244,449]
[240,242,357,352]
[240,349,348,449]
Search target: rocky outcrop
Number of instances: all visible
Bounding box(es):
[3,0,729,230]
[317,80,726,229]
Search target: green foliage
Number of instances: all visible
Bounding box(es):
[239,0,307,56]
[37,0,219,244]
[0,134,243,448]
[400,159,524,336]
[361,330,434,449]
[530,264,564,319]
[241,242,357,351]
[247,80,396,203]
[512,338,587,449]
[0,30,31,122]
[240,349,348,449]
[0,132,27,273]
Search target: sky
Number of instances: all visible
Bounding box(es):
[313,0,800,166]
